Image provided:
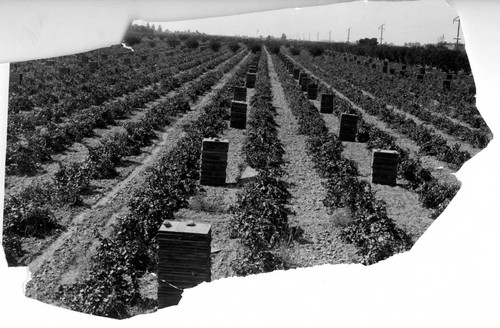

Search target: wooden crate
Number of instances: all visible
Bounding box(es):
[293,68,300,79]
[59,67,70,77]
[230,101,247,129]
[246,73,256,88]
[300,76,310,92]
[320,94,334,114]
[307,83,318,100]
[338,113,358,142]
[157,221,211,308]
[443,80,451,90]
[469,85,476,95]
[200,138,228,186]
[371,150,399,186]
[10,73,23,84]
[233,86,247,102]
[298,72,307,86]
[89,61,99,72]
[248,66,258,74]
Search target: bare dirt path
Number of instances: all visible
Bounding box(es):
[266,49,359,266]
[26,52,251,297]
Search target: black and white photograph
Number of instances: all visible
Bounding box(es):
[1,0,499,327]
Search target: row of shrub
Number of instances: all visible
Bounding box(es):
[8,45,224,117]
[291,51,473,169]
[307,69,460,219]
[3,49,249,267]
[321,52,488,148]
[276,52,413,265]
[231,49,292,276]
[294,48,489,144]
[6,48,244,176]
[24,51,255,318]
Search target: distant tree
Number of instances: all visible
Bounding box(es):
[358,38,378,46]
[281,33,287,41]
[267,41,280,54]
[248,41,261,53]
[151,24,155,31]
[166,37,180,48]
[209,39,221,52]
[123,33,141,46]
[158,25,163,33]
[308,45,324,57]
[228,42,240,53]
[185,37,199,49]
[146,22,150,29]
[290,47,300,56]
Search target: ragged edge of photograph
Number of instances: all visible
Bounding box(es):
[1,0,500,327]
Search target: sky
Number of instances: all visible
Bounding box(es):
[141,0,461,46]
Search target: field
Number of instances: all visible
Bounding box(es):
[2,28,490,318]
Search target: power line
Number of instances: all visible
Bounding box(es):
[378,23,385,44]
[453,16,461,50]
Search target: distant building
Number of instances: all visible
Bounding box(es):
[443,42,466,52]
[404,42,422,47]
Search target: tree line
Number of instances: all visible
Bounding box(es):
[292,39,472,74]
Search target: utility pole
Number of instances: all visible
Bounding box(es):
[329,30,331,42]
[453,16,461,50]
[347,27,351,43]
[378,23,385,45]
